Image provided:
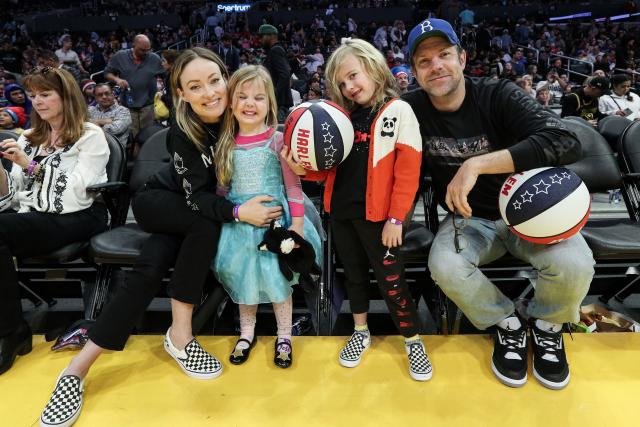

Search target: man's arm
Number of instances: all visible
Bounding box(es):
[103,107,132,135]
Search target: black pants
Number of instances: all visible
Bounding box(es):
[89,188,222,351]
[0,204,107,336]
[331,218,420,338]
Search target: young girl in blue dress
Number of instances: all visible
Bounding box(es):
[213,65,322,368]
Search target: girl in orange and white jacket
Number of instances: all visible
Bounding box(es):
[283,39,432,382]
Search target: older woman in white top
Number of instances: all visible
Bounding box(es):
[599,74,640,121]
[0,66,109,375]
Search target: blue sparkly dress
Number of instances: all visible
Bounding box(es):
[214,130,323,305]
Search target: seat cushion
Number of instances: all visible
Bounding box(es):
[580,219,640,259]
[22,242,88,264]
[400,221,434,262]
[89,224,151,264]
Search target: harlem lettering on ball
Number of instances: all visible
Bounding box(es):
[296,128,312,168]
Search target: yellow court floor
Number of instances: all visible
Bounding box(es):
[2,333,640,427]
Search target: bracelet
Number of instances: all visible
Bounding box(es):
[26,160,38,176]
[233,205,240,222]
[387,216,403,225]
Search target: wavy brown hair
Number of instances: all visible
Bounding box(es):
[22,66,88,146]
[170,47,229,152]
[325,38,398,111]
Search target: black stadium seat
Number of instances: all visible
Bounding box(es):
[597,115,632,153]
[87,128,170,318]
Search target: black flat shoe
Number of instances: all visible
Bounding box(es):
[0,320,32,375]
[229,337,256,365]
[274,338,292,369]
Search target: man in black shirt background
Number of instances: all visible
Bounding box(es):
[403,18,594,391]
[258,24,293,122]
[561,76,610,125]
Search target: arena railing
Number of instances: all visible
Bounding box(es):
[548,54,593,82]
[613,68,640,85]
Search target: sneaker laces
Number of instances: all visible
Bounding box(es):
[534,328,563,363]
[498,327,526,360]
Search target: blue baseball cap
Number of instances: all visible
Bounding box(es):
[407,18,460,59]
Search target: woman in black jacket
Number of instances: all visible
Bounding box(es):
[39,48,283,427]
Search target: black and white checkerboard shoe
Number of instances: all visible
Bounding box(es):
[405,340,433,381]
[339,330,371,368]
[164,329,223,380]
[40,373,84,427]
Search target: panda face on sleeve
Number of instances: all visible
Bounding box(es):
[381,116,397,138]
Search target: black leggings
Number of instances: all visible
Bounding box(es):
[331,218,421,338]
[0,204,107,336]
[89,188,222,351]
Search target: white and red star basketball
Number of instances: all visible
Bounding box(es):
[498,167,591,244]
[283,100,354,171]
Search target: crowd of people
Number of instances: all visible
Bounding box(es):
[0,3,637,426]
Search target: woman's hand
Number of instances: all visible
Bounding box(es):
[238,195,283,227]
[381,221,402,248]
[280,145,307,176]
[0,139,29,169]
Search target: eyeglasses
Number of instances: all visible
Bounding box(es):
[452,212,468,254]
[29,66,53,75]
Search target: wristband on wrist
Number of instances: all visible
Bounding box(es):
[233,205,240,222]
[387,216,402,225]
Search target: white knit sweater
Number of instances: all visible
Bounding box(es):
[0,122,109,214]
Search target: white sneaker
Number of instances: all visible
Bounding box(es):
[163,329,222,379]
[405,340,433,381]
[339,330,371,368]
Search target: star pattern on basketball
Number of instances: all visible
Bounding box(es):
[512,199,522,210]
[324,144,336,157]
[533,179,551,195]
[321,121,330,131]
[324,157,336,168]
[549,174,563,184]
[520,191,534,203]
[561,171,571,179]
[323,132,334,144]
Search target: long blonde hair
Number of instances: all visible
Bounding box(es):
[215,65,278,187]
[325,38,398,111]
[22,67,87,146]
[170,47,229,152]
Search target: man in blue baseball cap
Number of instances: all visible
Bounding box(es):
[402,17,594,391]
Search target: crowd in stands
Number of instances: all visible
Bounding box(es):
[1,0,639,144]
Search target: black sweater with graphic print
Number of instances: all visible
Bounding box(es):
[403,77,581,220]
[146,121,235,223]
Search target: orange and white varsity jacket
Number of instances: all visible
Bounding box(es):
[305,97,422,222]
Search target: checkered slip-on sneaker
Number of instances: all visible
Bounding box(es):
[339,330,371,368]
[164,329,223,380]
[405,340,433,381]
[40,373,84,427]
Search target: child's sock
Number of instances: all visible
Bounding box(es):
[274,296,293,342]
[354,323,370,336]
[535,318,563,333]
[237,304,258,350]
[404,334,421,345]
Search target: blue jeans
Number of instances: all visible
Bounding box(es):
[428,214,595,330]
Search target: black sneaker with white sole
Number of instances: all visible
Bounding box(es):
[40,374,84,427]
[492,324,528,388]
[339,330,370,368]
[531,322,570,390]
